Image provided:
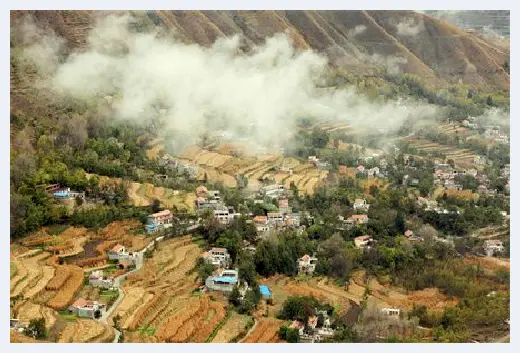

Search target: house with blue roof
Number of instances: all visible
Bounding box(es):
[205,269,239,294]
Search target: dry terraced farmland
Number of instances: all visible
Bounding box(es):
[179,146,328,195]
[407,138,478,167]
[109,235,231,343]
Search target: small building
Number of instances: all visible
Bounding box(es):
[308,316,318,330]
[68,299,106,319]
[107,244,138,263]
[53,187,86,200]
[297,254,318,275]
[404,230,414,238]
[214,205,231,225]
[146,209,174,234]
[346,214,369,226]
[353,199,370,211]
[205,269,239,294]
[88,270,117,290]
[484,240,504,257]
[354,235,373,249]
[108,245,126,261]
[259,285,272,300]
[196,185,208,198]
[289,320,305,336]
[203,247,231,268]
[267,212,284,225]
[382,308,401,317]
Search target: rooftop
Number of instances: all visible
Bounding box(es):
[259,285,271,297]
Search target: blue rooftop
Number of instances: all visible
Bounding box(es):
[259,285,271,297]
[54,192,70,197]
[213,276,238,284]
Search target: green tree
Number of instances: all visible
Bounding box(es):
[310,128,330,149]
[25,318,47,340]
[285,328,300,343]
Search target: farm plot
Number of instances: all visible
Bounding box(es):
[10,252,52,298]
[58,319,114,343]
[407,138,478,166]
[243,318,284,343]
[16,301,59,330]
[211,312,251,343]
[109,236,207,340]
[45,265,85,310]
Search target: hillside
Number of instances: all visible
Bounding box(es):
[10,10,510,91]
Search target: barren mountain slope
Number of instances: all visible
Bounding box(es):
[10,10,509,90]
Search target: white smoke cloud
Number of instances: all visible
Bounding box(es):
[19,13,438,153]
[396,18,425,37]
[12,16,65,76]
[348,24,367,37]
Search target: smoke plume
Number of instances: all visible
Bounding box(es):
[18,13,439,154]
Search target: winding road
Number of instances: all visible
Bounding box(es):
[97,247,147,342]
[96,223,201,343]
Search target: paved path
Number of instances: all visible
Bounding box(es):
[97,248,147,342]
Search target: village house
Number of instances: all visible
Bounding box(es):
[297,254,318,275]
[356,165,366,175]
[88,270,118,290]
[267,212,285,226]
[68,299,106,319]
[417,197,438,211]
[353,198,370,212]
[214,204,232,225]
[107,245,138,263]
[278,198,290,215]
[345,214,369,227]
[367,167,380,178]
[107,244,126,261]
[53,187,86,201]
[404,230,414,238]
[484,240,504,257]
[382,307,401,317]
[196,185,208,198]
[205,269,240,294]
[354,235,374,249]
[203,247,231,268]
[207,190,221,201]
[290,320,305,336]
[261,184,286,199]
[145,209,174,234]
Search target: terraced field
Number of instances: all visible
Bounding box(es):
[58,319,114,343]
[261,272,459,316]
[108,235,231,342]
[243,318,284,343]
[211,312,251,343]
[407,138,478,167]
[178,146,327,195]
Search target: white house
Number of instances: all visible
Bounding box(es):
[484,240,504,257]
[297,254,318,275]
[354,235,373,249]
[382,308,401,317]
[203,247,231,268]
[205,269,239,294]
[88,270,117,290]
[353,199,370,211]
[68,299,106,319]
